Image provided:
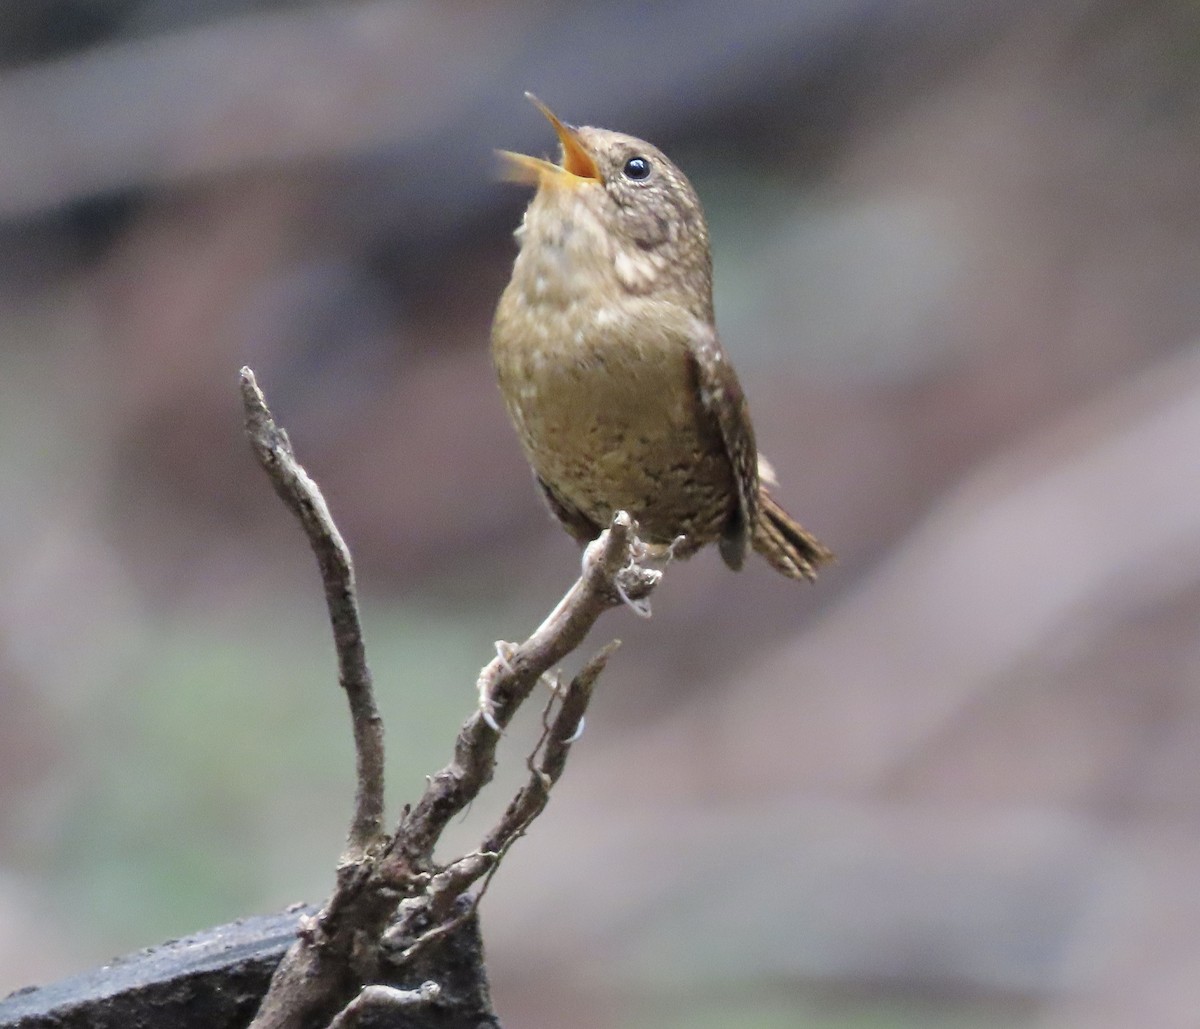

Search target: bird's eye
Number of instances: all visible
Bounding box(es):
[622,156,652,181]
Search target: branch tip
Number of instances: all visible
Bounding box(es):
[239,370,384,858]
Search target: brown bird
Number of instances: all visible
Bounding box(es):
[492,94,831,580]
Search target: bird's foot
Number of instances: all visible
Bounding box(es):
[478,640,519,732]
[665,533,689,563]
[494,639,518,675]
[614,547,663,618]
[481,641,572,732]
[615,568,655,618]
[631,533,689,568]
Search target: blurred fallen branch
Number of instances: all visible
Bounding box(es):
[0,908,313,1029]
[0,0,1032,218]
[238,367,660,1028]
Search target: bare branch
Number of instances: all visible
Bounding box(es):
[389,517,658,871]
[240,368,662,1028]
[240,366,384,855]
[382,642,621,966]
[325,982,442,1029]
[482,640,619,857]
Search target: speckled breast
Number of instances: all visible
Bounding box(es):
[492,294,735,546]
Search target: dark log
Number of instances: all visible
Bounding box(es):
[0,903,496,1029]
[0,908,313,1029]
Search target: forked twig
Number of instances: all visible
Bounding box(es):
[239,367,662,1029]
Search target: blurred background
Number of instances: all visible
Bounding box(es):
[2,0,1200,1026]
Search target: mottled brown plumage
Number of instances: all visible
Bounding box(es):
[491,95,831,580]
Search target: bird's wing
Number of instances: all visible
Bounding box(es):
[688,322,759,570]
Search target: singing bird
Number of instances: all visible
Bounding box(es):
[491,95,831,580]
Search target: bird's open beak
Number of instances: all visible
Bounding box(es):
[497,93,602,188]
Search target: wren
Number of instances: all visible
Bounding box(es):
[491,95,831,581]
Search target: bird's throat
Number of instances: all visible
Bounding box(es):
[514,188,670,311]
[512,195,618,311]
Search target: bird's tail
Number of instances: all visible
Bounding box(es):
[752,491,833,581]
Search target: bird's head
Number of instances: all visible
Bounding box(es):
[498,94,712,312]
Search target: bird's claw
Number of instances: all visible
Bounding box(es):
[615,568,655,618]
[479,701,501,734]
[479,641,520,733]
[614,547,662,618]
[494,640,518,674]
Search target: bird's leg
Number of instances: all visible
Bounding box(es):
[630,533,690,567]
